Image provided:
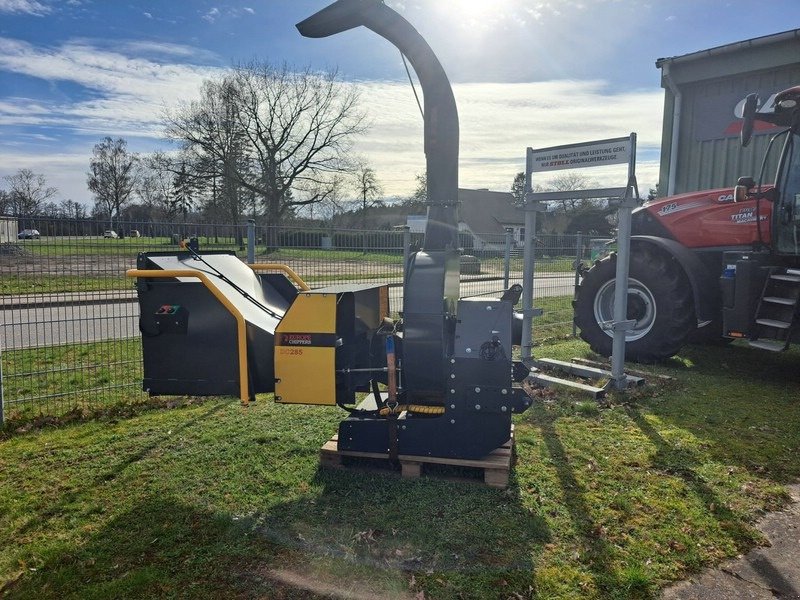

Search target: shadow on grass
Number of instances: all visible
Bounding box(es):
[624,407,759,548]
[1,497,315,600]
[535,412,653,598]
[15,401,230,538]
[642,343,800,484]
[256,463,551,597]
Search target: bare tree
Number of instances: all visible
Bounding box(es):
[510,172,525,207]
[171,162,195,220]
[513,171,609,234]
[40,201,60,217]
[87,137,138,238]
[166,78,249,235]
[403,172,427,210]
[139,152,178,220]
[0,189,11,215]
[165,61,367,234]
[297,173,345,223]
[351,159,383,252]
[59,199,87,220]
[3,169,58,216]
[542,173,594,212]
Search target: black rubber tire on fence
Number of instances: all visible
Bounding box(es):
[573,246,696,363]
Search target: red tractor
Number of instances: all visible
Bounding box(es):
[574,86,800,362]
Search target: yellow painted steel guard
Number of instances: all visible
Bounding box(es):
[126,268,251,405]
[247,263,310,291]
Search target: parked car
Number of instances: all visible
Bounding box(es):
[103,230,119,239]
[459,254,481,274]
[18,229,40,239]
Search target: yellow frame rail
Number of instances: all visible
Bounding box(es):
[126,268,251,405]
[247,263,310,291]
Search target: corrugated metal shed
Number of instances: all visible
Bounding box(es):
[656,29,800,196]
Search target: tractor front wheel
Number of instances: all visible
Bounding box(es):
[573,247,695,363]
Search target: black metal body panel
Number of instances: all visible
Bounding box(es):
[322,284,389,404]
[338,409,514,459]
[140,281,242,396]
[402,249,460,402]
[338,298,533,460]
[135,252,290,398]
[260,273,298,308]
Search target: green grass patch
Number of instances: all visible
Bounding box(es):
[481,255,578,274]
[1,339,146,422]
[0,275,133,295]
[263,247,403,264]
[2,337,799,598]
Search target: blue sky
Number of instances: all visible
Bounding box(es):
[1,0,798,206]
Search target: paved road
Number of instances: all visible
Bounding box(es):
[1,274,576,350]
[1,302,141,350]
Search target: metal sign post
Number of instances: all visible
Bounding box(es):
[0,341,5,426]
[609,133,640,390]
[520,147,545,361]
[0,352,4,427]
[522,134,639,388]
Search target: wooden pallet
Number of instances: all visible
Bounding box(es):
[320,426,515,489]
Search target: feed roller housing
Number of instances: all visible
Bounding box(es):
[134,252,388,405]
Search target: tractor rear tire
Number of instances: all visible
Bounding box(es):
[573,247,695,363]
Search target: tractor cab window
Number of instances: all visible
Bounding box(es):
[774,131,800,255]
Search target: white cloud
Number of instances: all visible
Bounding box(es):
[0,37,216,138]
[355,80,663,196]
[143,12,152,19]
[202,7,219,24]
[243,7,255,15]
[0,0,50,15]
[117,40,220,63]
[0,39,664,204]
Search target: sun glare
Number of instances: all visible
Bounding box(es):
[438,0,513,26]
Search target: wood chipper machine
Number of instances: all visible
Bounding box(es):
[128,0,534,461]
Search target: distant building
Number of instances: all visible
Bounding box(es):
[656,29,800,196]
[0,217,18,243]
[406,214,427,234]
[407,188,524,250]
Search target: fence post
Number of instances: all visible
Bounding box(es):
[503,228,513,290]
[402,226,411,286]
[0,353,4,427]
[572,231,583,337]
[247,219,255,263]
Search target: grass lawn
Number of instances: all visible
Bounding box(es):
[266,248,404,264]
[1,339,799,599]
[1,339,147,422]
[0,275,133,296]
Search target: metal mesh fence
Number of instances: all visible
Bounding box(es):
[1,216,587,422]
